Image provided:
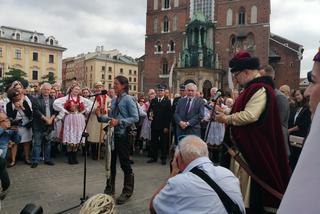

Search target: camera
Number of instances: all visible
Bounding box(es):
[10,118,23,127]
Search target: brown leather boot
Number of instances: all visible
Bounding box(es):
[116,173,134,205]
[104,174,116,195]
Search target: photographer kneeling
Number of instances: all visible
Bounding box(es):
[150,135,245,214]
[95,75,139,205]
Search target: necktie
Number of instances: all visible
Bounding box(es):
[45,99,51,117]
[185,98,191,115]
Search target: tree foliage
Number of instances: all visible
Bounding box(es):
[0,68,28,91]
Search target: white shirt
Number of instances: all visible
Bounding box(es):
[153,157,245,214]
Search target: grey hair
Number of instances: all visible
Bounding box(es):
[40,82,52,90]
[210,87,218,93]
[79,193,115,214]
[175,135,208,163]
[185,83,197,91]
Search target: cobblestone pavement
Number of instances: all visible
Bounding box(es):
[0,153,169,214]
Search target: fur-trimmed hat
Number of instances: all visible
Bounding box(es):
[229,51,260,73]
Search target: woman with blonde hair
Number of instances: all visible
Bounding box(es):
[53,83,92,164]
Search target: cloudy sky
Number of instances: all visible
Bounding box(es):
[0,0,319,77]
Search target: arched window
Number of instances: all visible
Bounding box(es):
[16,33,21,40]
[229,34,236,50]
[50,39,54,45]
[163,0,170,9]
[246,33,255,50]
[226,8,233,26]
[162,59,168,75]
[163,16,169,32]
[173,15,177,31]
[155,41,162,52]
[153,17,158,33]
[154,0,158,10]
[251,6,257,24]
[169,40,175,52]
[174,0,179,7]
[238,7,246,25]
[34,36,38,43]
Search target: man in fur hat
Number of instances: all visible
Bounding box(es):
[215,51,291,213]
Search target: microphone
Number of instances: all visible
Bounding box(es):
[88,90,108,97]
[212,90,222,102]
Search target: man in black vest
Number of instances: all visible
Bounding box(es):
[31,83,58,168]
[147,85,172,165]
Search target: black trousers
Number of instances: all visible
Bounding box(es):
[151,128,168,161]
[0,157,10,191]
[111,134,133,176]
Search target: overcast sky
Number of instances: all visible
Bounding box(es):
[0,0,319,77]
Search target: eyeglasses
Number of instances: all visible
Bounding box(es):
[307,71,315,84]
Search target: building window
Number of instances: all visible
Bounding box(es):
[153,17,158,33]
[34,36,38,43]
[129,85,132,90]
[0,48,2,57]
[134,70,137,75]
[102,66,105,71]
[15,49,22,59]
[227,8,233,26]
[246,33,255,50]
[163,0,170,9]
[50,39,54,45]
[251,6,257,24]
[109,83,112,89]
[163,16,169,32]
[86,66,88,72]
[0,66,2,78]
[102,74,105,79]
[174,0,179,7]
[16,33,21,40]
[155,41,162,53]
[169,40,175,52]
[134,77,136,82]
[129,70,132,75]
[173,15,177,31]
[91,66,93,71]
[134,85,136,91]
[120,68,123,73]
[129,77,132,82]
[90,73,92,79]
[49,54,54,63]
[162,59,168,75]
[238,7,246,25]
[32,70,38,80]
[33,52,38,61]
[154,0,158,10]
[108,66,112,72]
[108,75,112,80]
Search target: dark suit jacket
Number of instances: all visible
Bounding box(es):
[32,95,58,131]
[174,97,204,137]
[148,97,172,131]
[289,106,311,138]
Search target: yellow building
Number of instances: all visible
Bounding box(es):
[0,26,66,83]
[63,48,139,94]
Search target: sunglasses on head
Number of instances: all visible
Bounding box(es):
[307,71,315,84]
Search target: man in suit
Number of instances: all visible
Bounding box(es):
[31,83,58,168]
[174,83,204,139]
[171,85,186,145]
[147,85,172,165]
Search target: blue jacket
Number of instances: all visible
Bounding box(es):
[98,93,139,135]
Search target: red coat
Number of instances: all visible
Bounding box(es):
[227,76,291,208]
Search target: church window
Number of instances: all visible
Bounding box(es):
[154,0,158,10]
[251,6,257,24]
[163,16,169,32]
[153,17,158,33]
[174,0,179,7]
[163,0,170,9]
[162,59,169,75]
[226,8,233,26]
[169,40,175,52]
[173,15,177,31]
[155,41,162,52]
[238,7,246,25]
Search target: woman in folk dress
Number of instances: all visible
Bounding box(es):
[53,83,92,164]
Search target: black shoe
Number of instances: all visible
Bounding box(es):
[147,159,157,163]
[44,161,55,166]
[161,160,166,165]
[31,163,38,168]
[24,160,32,165]
[72,152,79,164]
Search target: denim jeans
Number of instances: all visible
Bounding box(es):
[32,131,51,163]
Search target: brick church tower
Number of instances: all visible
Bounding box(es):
[144,0,190,91]
[214,0,271,73]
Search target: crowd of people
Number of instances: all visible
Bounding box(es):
[0,49,319,213]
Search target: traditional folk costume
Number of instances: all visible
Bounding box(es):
[87,84,110,160]
[53,93,92,163]
[222,52,291,213]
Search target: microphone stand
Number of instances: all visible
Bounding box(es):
[56,96,98,214]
